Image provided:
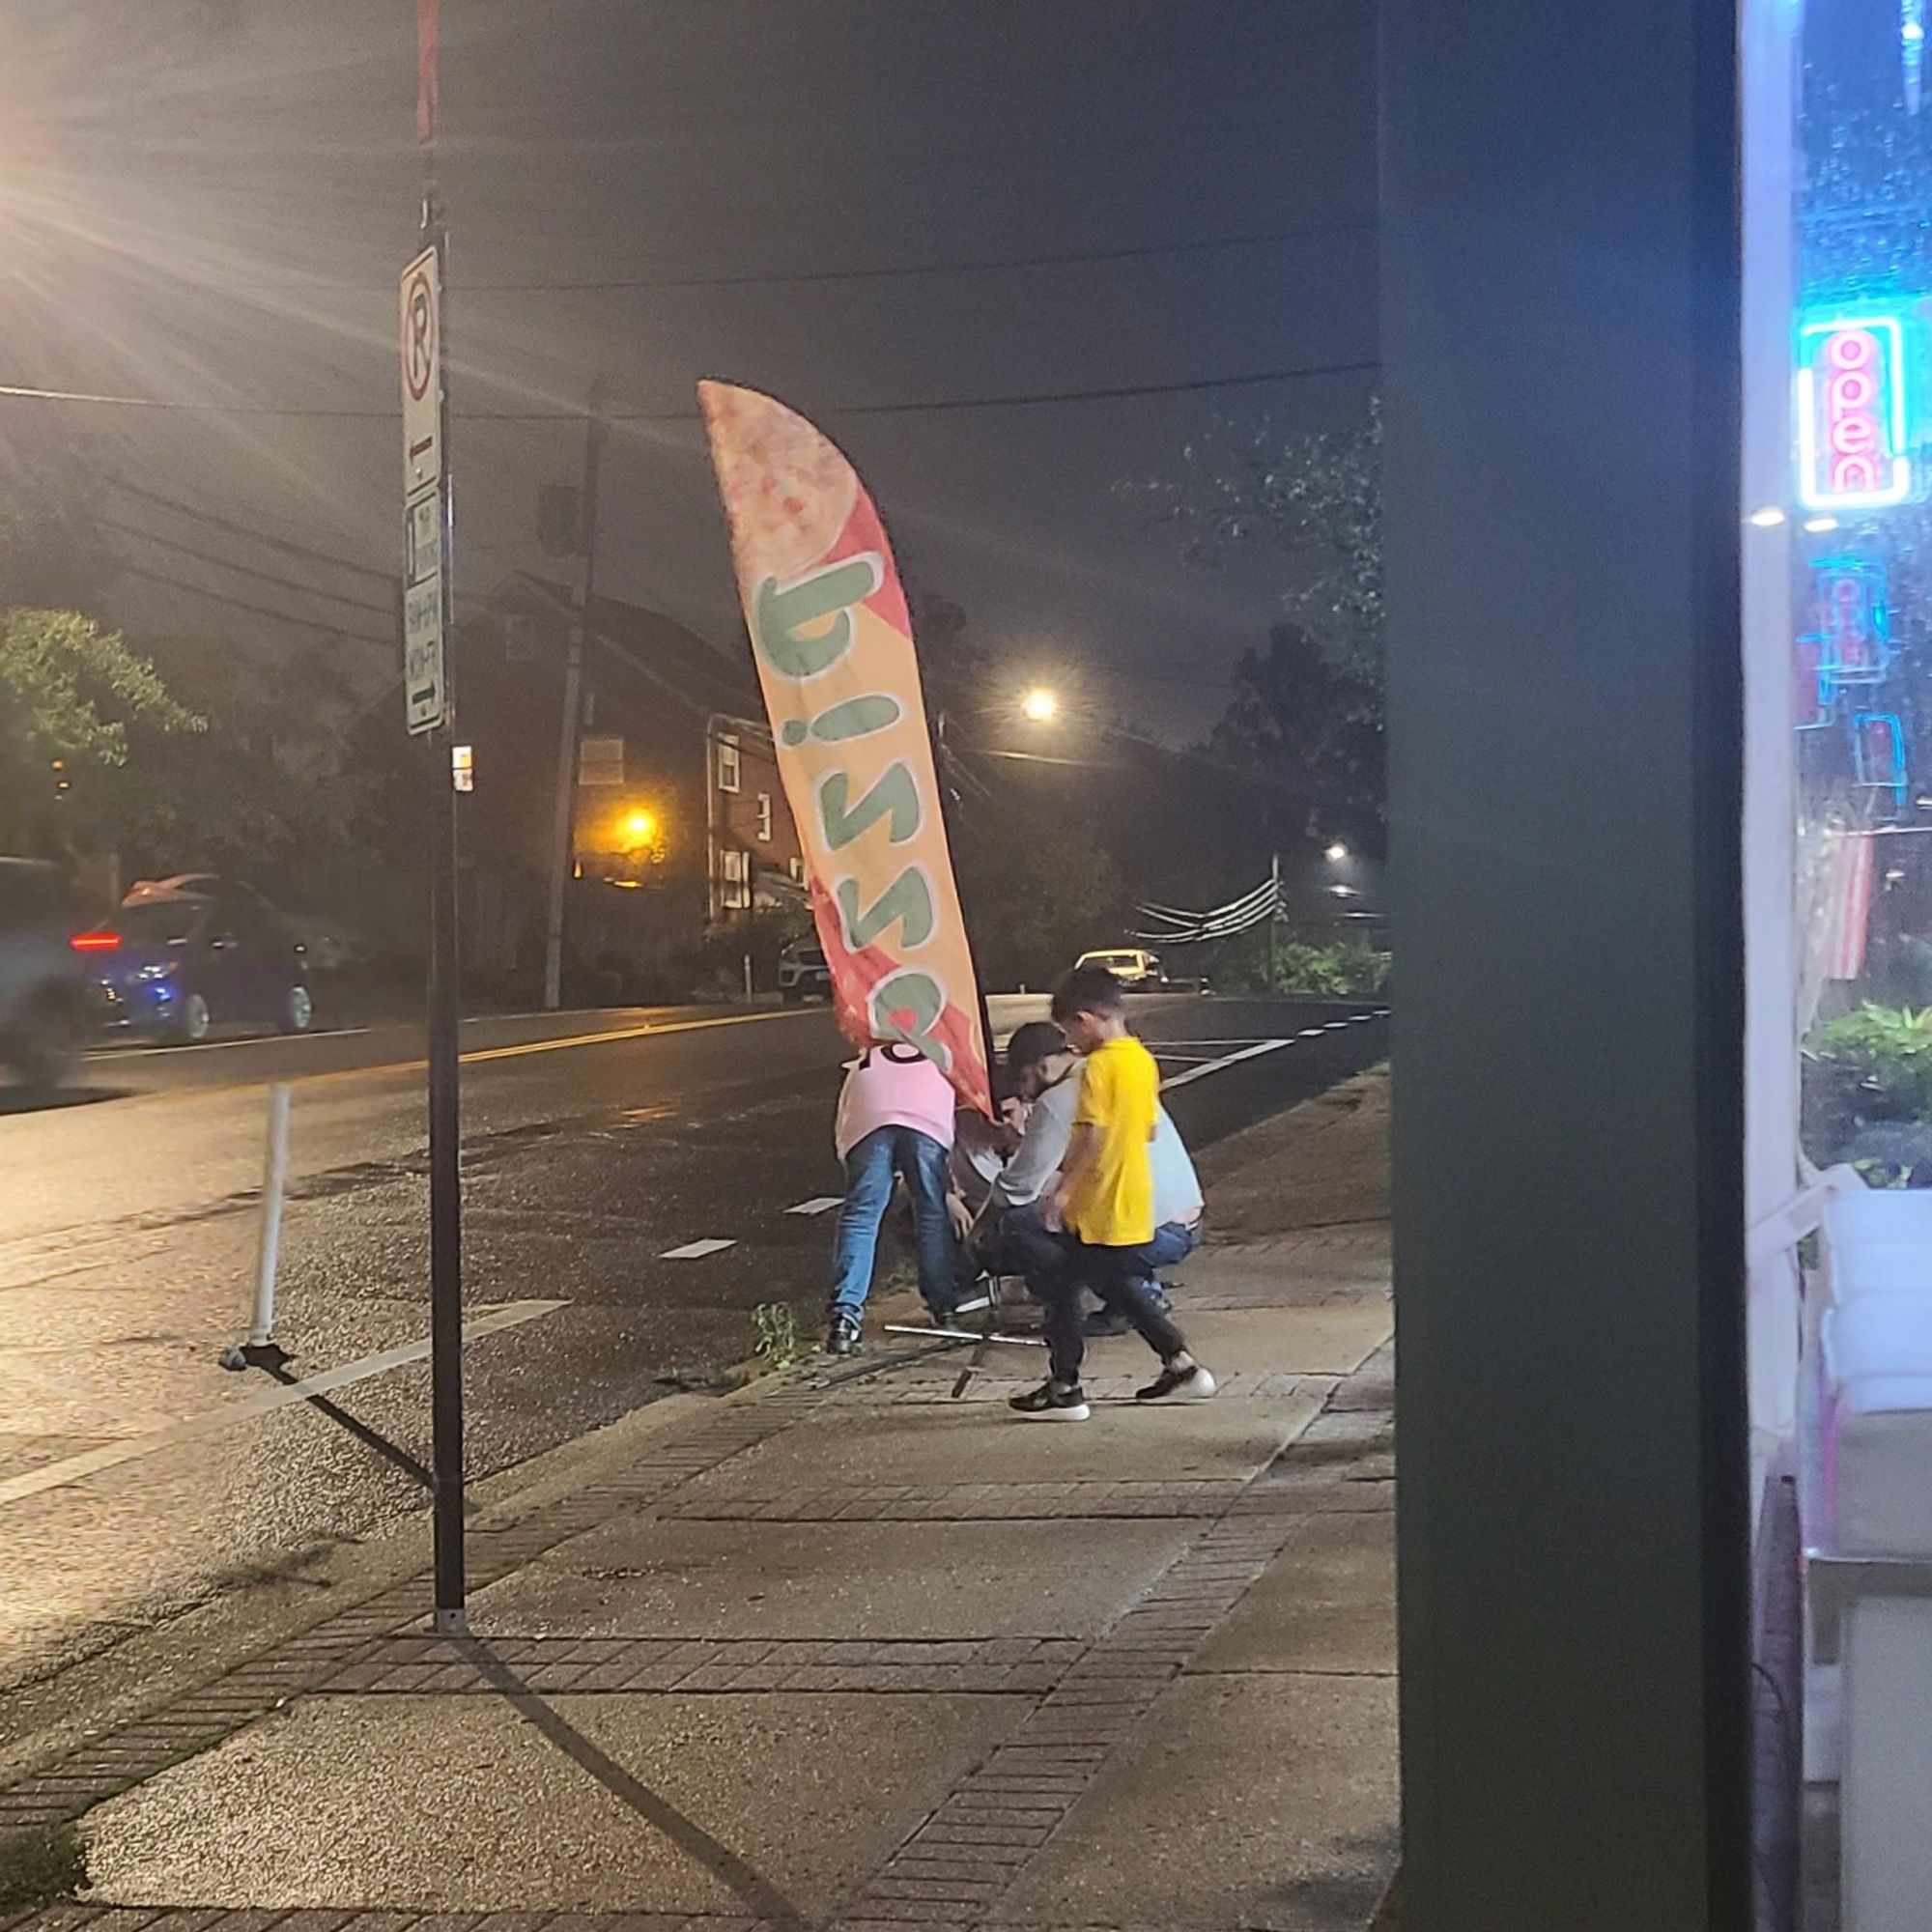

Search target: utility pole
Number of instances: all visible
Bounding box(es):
[1268,851,1281,986]
[542,380,608,1010]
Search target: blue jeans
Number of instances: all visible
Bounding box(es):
[830,1126,958,1318]
[1129,1220,1200,1281]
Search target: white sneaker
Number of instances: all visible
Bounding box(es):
[1135,1362,1216,1403]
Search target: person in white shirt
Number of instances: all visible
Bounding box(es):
[970,1021,1203,1326]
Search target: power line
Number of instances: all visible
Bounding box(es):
[100,518,395,618]
[454,219,1378,295]
[108,478,393,583]
[0,358,1378,423]
[235,220,1375,298]
[111,560,390,646]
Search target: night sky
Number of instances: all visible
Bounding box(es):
[3,0,1377,740]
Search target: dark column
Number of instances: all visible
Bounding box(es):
[1380,0,1750,1926]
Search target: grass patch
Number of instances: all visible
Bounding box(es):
[0,1822,88,1912]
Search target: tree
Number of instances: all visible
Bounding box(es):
[1210,622,1385,849]
[0,608,202,857]
[1130,401,1383,681]
[956,799,1126,991]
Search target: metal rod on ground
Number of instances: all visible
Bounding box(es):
[541,378,608,1011]
[220,1082,292,1371]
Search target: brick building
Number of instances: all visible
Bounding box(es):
[452,577,802,998]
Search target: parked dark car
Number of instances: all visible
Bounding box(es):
[0,859,89,1093]
[80,889,313,1043]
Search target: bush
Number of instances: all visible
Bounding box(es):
[1812,1005,1932,1122]
[1806,1006,1932,1179]
[1210,925,1391,997]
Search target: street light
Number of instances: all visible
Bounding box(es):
[623,808,657,844]
[1020,686,1061,724]
[1325,841,1350,863]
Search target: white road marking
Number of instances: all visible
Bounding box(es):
[784,1197,844,1217]
[1161,1038,1294,1090]
[0,1299,567,1510]
[90,1025,376,1063]
[1298,1028,1327,1038]
[662,1237,736,1260]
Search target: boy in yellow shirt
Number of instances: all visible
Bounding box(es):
[1009,965,1215,1420]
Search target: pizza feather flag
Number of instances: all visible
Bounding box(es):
[698,381,994,1118]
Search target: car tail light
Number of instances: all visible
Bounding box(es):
[70,928,123,952]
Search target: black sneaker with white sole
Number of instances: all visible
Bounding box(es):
[825,1313,863,1357]
[1009,1380,1091,1421]
[1135,1360,1216,1403]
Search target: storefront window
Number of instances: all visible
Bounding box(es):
[1748,5,1932,1921]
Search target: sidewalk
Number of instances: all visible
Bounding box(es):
[1,1072,1397,1932]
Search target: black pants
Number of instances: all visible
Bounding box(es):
[971,1201,1069,1301]
[1045,1237,1188,1387]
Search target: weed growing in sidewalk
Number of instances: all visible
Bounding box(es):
[753,1301,802,1372]
[0,1823,87,1912]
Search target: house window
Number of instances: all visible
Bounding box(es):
[756,792,773,841]
[502,612,537,662]
[716,733,741,794]
[721,847,751,911]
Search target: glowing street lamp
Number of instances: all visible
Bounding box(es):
[1020,686,1061,725]
[622,807,658,844]
[1325,841,1350,863]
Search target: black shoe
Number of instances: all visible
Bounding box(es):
[825,1313,863,1356]
[1009,1380,1091,1421]
[923,1302,961,1327]
[1135,1360,1216,1403]
[1083,1309,1133,1338]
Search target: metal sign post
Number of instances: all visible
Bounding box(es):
[405,0,466,1636]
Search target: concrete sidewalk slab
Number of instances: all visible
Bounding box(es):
[83,1690,1030,1918]
[1115,1305,1390,1378]
[469,1517,1199,1640]
[1190,1512,1397,1678]
[989,1673,1398,1931]
[668,1400,1321,1493]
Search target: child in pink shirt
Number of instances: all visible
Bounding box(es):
[825,1043,960,1355]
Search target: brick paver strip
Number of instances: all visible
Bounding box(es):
[0,1391,823,1832]
[9,1919,802,1932]
[318,1635,1083,1697]
[661,1481,1241,1521]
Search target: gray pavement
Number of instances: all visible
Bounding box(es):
[1,1068,1399,1931]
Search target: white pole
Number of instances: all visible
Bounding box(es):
[247,1083,293,1348]
[743,952,754,1000]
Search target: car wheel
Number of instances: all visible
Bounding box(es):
[13,994,79,1098]
[281,983,315,1035]
[170,992,213,1045]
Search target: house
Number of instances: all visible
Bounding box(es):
[450,577,803,998]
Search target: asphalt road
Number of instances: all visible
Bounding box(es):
[0,993,1386,1698]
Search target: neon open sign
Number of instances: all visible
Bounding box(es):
[1811,557,1891,684]
[1797,314,1914,509]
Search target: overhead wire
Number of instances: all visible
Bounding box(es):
[109,560,390,646]
[0,357,1378,423]
[99,517,395,618]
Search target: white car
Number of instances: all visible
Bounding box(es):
[1074,948,1169,989]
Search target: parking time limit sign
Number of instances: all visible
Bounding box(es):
[400,244,446,735]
